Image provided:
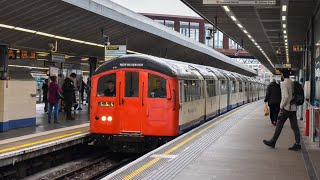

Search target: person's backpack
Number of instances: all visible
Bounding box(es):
[291,81,304,106]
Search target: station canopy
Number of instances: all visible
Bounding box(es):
[0,0,256,76]
[182,0,318,71]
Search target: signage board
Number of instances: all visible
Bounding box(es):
[105,45,127,60]
[63,63,81,70]
[203,0,276,5]
[51,53,65,63]
[274,64,291,69]
[293,45,311,52]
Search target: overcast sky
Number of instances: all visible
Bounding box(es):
[109,0,199,17]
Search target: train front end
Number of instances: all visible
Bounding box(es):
[89,56,179,153]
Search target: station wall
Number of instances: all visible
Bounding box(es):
[0,80,36,131]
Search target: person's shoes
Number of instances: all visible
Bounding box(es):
[67,117,75,120]
[263,140,275,148]
[48,121,51,124]
[288,143,301,151]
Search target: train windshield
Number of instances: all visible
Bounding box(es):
[97,73,116,97]
[148,74,166,98]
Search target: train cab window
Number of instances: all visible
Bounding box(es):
[239,82,243,92]
[97,73,116,97]
[220,80,227,95]
[148,74,166,98]
[125,72,139,97]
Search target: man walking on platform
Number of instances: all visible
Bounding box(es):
[63,73,77,120]
[263,70,301,151]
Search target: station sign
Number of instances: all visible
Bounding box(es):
[274,64,291,69]
[293,45,311,52]
[203,0,276,5]
[51,52,65,63]
[105,45,127,60]
[63,63,81,70]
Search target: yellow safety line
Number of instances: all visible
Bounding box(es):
[0,131,84,153]
[123,102,255,180]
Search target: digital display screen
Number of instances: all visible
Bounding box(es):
[98,102,114,107]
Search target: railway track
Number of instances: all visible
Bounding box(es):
[47,154,137,180]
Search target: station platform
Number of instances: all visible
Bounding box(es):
[104,100,318,180]
[0,103,89,141]
[0,103,89,162]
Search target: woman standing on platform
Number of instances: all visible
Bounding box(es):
[48,76,63,123]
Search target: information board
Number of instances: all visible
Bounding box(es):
[274,64,291,69]
[51,53,65,63]
[105,45,127,60]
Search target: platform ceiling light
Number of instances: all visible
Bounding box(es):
[283,30,287,34]
[282,5,287,12]
[0,23,142,55]
[283,24,286,28]
[15,27,36,33]
[223,6,230,12]
[284,35,287,38]
[222,6,274,67]
[282,16,286,21]
[0,24,14,29]
[55,36,71,41]
[70,39,85,44]
[36,32,55,37]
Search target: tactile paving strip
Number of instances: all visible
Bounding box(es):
[105,103,256,180]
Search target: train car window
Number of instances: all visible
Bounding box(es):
[125,72,139,97]
[245,82,248,92]
[220,80,227,95]
[231,81,236,93]
[97,73,116,97]
[206,80,216,97]
[239,82,243,92]
[148,74,166,98]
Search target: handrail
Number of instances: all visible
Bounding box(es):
[305,100,319,110]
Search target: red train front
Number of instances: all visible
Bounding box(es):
[90,55,179,152]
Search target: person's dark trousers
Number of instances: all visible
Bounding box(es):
[65,100,73,118]
[269,103,280,123]
[43,95,48,112]
[270,110,300,144]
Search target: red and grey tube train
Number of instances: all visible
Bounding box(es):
[89,55,265,152]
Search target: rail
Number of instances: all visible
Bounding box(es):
[304,100,320,146]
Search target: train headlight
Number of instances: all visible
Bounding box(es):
[107,116,112,122]
[101,116,107,121]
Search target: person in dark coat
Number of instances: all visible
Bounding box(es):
[63,73,77,120]
[42,79,49,113]
[264,79,281,126]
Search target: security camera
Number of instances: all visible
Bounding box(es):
[104,41,110,46]
[206,29,214,40]
[48,43,55,51]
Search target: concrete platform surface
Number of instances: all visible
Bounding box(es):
[104,101,310,180]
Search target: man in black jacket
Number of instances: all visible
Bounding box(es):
[264,79,281,126]
[63,73,77,120]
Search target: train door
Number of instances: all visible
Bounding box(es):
[119,71,145,133]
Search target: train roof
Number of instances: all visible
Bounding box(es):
[94,54,254,81]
